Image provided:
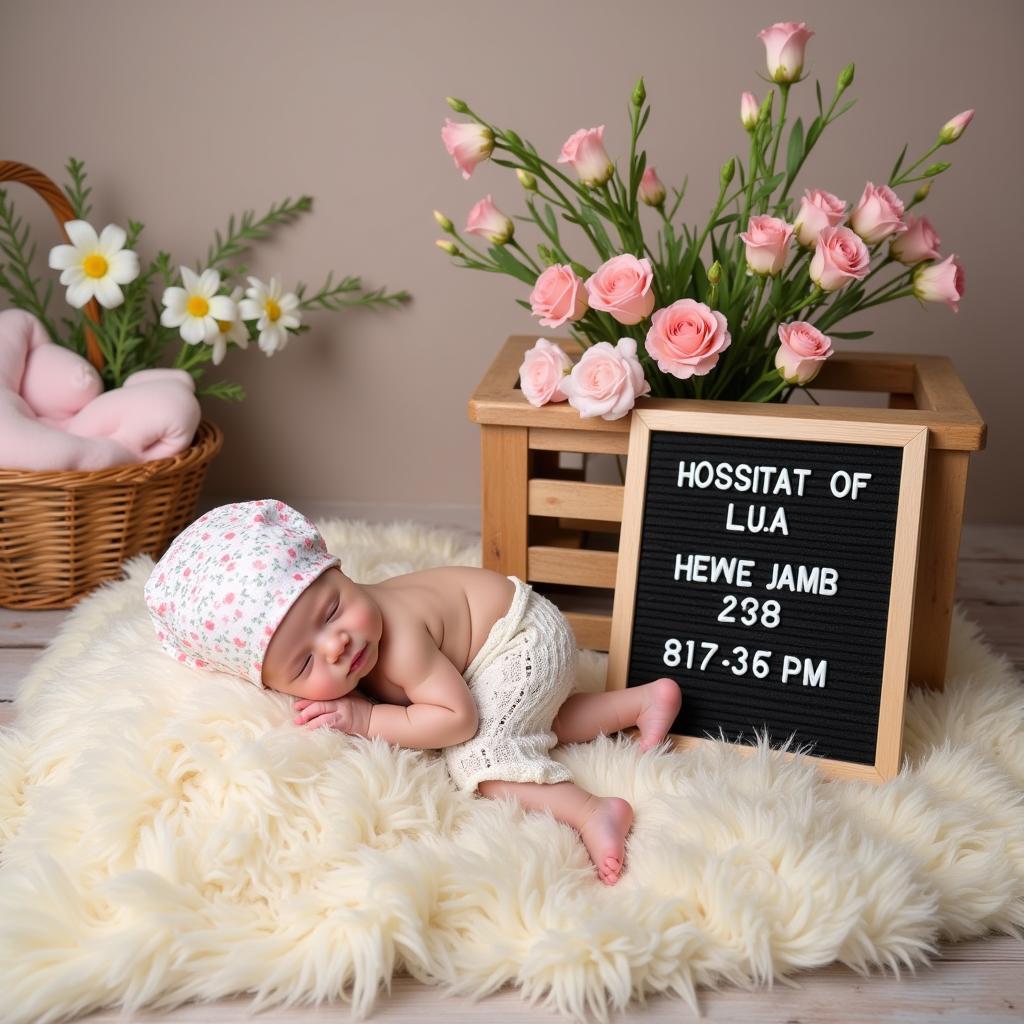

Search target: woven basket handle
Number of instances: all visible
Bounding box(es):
[0,160,104,371]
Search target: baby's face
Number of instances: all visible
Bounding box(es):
[262,567,382,700]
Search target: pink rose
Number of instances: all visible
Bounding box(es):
[775,321,834,384]
[441,119,495,180]
[518,338,572,407]
[810,226,871,291]
[638,167,666,208]
[890,214,941,265]
[561,337,651,421]
[849,182,908,244]
[465,195,514,245]
[913,254,965,312]
[740,92,759,131]
[793,189,847,248]
[584,254,656,325]
[940,109,975,144]
[739,215,794,276]
[645,298,732,379]
[558,126,613,187]
[757,21,814,83]
[529,264,588,328]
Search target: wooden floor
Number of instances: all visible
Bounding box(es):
[1,523,1021,1023]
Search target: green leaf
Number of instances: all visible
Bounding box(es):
[198,381,246,402]
[786,117,804,184]
[488,245,537,285]
[573,205,615,260]
[712,214,738,228]
[752,172,786,204]
[815,80,823,116]
[829,329,874,339]
[890,144,909,183]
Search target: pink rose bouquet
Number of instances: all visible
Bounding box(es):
[434,20,973,416]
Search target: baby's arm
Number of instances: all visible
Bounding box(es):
[362,634,478,749]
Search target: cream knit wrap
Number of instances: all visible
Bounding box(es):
[443,576,578,793]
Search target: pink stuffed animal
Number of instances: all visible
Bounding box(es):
[0,309,202,471]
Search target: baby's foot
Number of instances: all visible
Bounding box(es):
[636,677,682,751]
[578,797,634,885]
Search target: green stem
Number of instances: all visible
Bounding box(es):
[761,83,790,214]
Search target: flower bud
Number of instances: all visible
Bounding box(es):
[720,157,736,189]
[516,169,538,191]
[922,161,951,177]
[445,97,469,113]
[740,92,759,131]
[433,210,454,232]
[913,253,965,311]
[638,166,666,207]
[757,21,814,83]
[757,91,775,127]
[465,195,515,245]
[939,109,974,144]
[708,260,722,285]
[632,77,647,108]
[436,240,459,255]
[558,127,614,188]
[913,181,932,204]
[837,63,855,92]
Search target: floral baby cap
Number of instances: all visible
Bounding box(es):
[144,499,340,686]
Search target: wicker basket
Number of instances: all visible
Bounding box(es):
[0,160,223,609]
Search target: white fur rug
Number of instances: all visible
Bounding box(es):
[1,518,1022,1024]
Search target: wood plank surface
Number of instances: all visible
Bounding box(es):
[73,937,1024,1023]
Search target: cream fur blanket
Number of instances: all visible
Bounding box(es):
[1,518,1022,1024]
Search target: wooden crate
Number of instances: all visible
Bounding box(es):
[468,335,987,691]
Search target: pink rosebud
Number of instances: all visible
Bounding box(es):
[558,126,613,187]
[561,337,651,421]
[638,167,666,207]
[441,119,495,180]
[740,92,759,130]
[794,189,847,248]
[224,532,235,540]
[913,254,965,312]
[204,620,215,631]
[890,214,942,265]
[849,182,908,244]
[810,226,871,291]
[757,21,814,83]
[645,299,732,380]
[529,264,588,327]
[775,321,834,384]
[739,215,794,276]
[465,195,514,245]
[224,593,235,603]
[584,254,656,325]
[940,109,974,144]
[233,637,246,648]
[519,338,572,407]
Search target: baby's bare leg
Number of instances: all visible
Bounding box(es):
[552,677,681,750]
[477,779,633,885]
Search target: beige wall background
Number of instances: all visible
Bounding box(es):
[2,0,1021,527]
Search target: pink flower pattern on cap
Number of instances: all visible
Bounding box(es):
[144,499,339,686]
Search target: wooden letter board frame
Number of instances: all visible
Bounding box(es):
[606,408,929,784]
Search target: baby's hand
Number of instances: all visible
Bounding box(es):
[292,694,371,735]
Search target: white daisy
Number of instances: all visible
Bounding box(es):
[238,276,302,355]
[47,220,139,309]
[209,286,249,365]
[160,267,237,346]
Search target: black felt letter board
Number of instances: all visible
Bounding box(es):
[625,430,903,765]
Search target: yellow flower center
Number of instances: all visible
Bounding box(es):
[216,320,232,334]
[187,296,210,318]
[83,253,108,278]
[265,298,281,322]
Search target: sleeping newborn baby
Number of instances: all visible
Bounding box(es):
[145,500,682,885]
